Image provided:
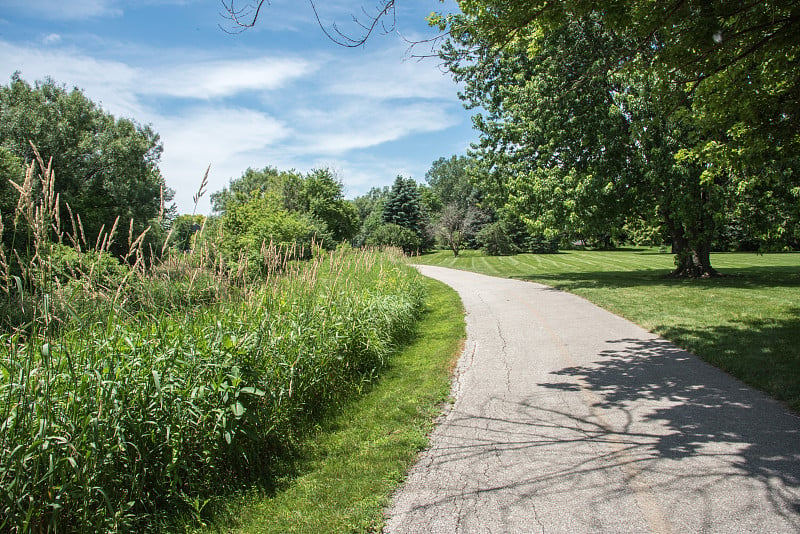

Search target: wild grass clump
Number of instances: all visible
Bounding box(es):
[0,148,425,532]
[0,145,232,333]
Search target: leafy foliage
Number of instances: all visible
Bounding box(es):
[0,74,174,259]
[437,2,800,275]
[365,223,422,255]
[352,187,389,248]
[208,166,359,273]
[0,147,23,249]
[425,155,477,211]
[298,169,359,243]
[167,214,206,251]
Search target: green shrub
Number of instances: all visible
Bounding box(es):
[365,223,421,254]
[525,234,559,254]
[476,221,520,256]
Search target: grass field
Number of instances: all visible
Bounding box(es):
[414,249,800,412]
[202,276,465,533]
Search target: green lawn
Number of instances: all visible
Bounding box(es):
[415,249,800,412]
[202,276,465,533]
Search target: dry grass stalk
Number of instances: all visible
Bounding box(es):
[160,227,174,257]
[193,164,210,214]
[158,184,164,223]
[64,202,79,250]
[76,213,87,248]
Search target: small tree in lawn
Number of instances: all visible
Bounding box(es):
[437,203,466,257]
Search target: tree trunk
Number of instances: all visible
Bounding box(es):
[670,232,719,278]
[664,185,720,278]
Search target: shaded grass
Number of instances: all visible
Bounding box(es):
[202,276,465,533]
[415,249,800,412]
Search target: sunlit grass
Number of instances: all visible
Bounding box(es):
[203,277,465,533]
[415,249,800,411]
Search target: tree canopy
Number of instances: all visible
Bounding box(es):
[436,0,800,275]
[206,165,359,272]
[0,74,174,258]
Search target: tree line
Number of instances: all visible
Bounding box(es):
[223,0,799,277]
[5,0,800,281]
[0,73,491,278]
[0,68,525,273]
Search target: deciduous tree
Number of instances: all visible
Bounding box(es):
[0,74,174,259]
[438,1,800,275]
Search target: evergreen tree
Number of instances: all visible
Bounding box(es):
[382,176,423,235]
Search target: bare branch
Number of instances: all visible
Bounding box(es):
[219,0,270,33]
[220,0,399,47]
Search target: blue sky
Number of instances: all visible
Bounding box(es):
[0,0,475,214]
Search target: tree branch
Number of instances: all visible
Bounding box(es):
[220,0,398,46]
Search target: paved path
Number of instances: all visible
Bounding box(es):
[384,265,800,533]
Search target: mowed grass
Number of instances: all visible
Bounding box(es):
[203,276,465,533]
[415,249,800,412]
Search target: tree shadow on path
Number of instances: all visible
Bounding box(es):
[541,337,800,523]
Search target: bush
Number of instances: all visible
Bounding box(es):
[525,234,559,254]
[365,223,422,255]
[476,221,520,256]
[215,192,336,279]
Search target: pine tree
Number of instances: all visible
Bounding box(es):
[382,176,423,235]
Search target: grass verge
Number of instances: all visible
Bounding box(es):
[202,276,465,533]
[415,249,800,412]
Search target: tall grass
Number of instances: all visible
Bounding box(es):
[0,149,425,532]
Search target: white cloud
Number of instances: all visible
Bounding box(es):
[0,40,315,117]
[0,40,144,116]
[292,100,458,154]
[154,107,289,214]
[326,49,456,101]
[144,57,315,100]
[42,33,61,44]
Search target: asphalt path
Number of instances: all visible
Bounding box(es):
[383,265,800,533]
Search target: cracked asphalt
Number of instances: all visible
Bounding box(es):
[383,265,800,533]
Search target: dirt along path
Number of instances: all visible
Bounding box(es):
[383,265,800,533]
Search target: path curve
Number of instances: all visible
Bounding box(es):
[384,265,800,533]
